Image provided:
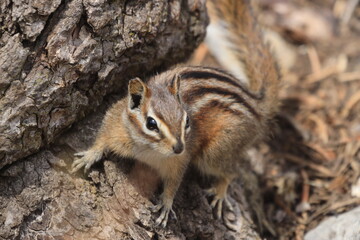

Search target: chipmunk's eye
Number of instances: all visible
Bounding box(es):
[185,116,190,129]
[146,117,158,131]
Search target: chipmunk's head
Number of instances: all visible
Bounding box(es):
[127,74,190,156]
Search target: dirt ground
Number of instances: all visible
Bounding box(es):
[190,0,360,239]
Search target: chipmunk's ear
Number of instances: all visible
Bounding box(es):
[169,74,181,101]
[128,78,148,110]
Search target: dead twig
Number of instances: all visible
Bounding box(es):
[339,71,360,82]
[305,54,347,83]
[296,170,311,213]
[341,92,360,119]
[277,153,334,177]
[308,197,360,222]
[307,45,322,73]
[342,0,360,25]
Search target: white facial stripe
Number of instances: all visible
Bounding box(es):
[158,119,177,145]
[181,112,187,142]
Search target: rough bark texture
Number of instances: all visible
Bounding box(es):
[0,0,207,168]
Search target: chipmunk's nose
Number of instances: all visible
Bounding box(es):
[172,141,184,154]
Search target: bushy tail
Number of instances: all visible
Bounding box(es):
[206,0,281,118]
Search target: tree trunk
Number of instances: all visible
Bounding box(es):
[0,0,207,168]
[0,0,265,239]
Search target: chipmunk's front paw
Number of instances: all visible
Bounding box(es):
[151,202,177,228]
[71,150,102,174]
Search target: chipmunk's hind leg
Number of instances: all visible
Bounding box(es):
[205,174,239,231]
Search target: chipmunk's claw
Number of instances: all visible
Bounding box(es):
[224,217,239,231]
[71,150,102,174]
[151,203,177,227]
[206,188,238,231]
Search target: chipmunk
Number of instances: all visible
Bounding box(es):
[72,0,280,230]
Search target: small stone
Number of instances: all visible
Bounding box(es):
[351,177,360,197]
[305,206,360,240]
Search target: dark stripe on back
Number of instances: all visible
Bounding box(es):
[183,86,260,119]
[180,67,264,100]
[204,99,243,116]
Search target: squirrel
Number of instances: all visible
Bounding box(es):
[71,0,280,230]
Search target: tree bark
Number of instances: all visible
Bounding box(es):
[0,0,207,168]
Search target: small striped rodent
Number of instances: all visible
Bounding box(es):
[72,0,280,230]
